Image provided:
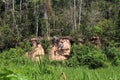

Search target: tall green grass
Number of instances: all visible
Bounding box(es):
[0,48,120,80]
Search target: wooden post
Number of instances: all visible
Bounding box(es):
[59,72,66,80]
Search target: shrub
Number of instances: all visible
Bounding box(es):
[19,41,31,52]
[41,39,51,54]
[104,46,120,66]
[0,69,28,80]
[86,25,103,36]
[0,25,22,51]
[66,44,108,68]
[0,48,26,65]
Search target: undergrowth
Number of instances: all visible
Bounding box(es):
[0,46,120,80]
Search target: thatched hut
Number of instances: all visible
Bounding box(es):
[26,37,44,61]
[49,36,71,61]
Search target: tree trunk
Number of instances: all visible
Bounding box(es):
[73,0,77,31]
[79,0,82,26]
[44,0,52,39]
[44,0,50,39]
[69,0,73,31]
[34,1,39,37]
[12,0,18,33]
[12,0,16,27]
[19,0,22,23]
[44,7,49,40]
[4,0,8,25]
[46,0,52,17]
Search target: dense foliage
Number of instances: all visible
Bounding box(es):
[0,0,119,51]
[0,48,120,80]
[66,44,109,68]
[0,0,120,79]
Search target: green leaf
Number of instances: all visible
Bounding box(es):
[2,0,5,2]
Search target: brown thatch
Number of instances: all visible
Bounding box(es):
[26,37,44,61]
[49,38,71,61]
[26,43,45,61]
[89,35,101,48]
[59,36,72,40]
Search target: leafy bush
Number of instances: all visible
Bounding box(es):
[1,47,25,57]
[19,41,31,52]
[86,25,103,36]
[104,46,120,66]
[0,69,28,80]
[0,47,56,79]
[0,25,22,51]
[41,39,51,54]
[0,48,26,65]
[66,44,108,68]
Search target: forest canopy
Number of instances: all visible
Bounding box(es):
[0,0,120,51]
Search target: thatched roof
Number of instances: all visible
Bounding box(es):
[59,36,72,40]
